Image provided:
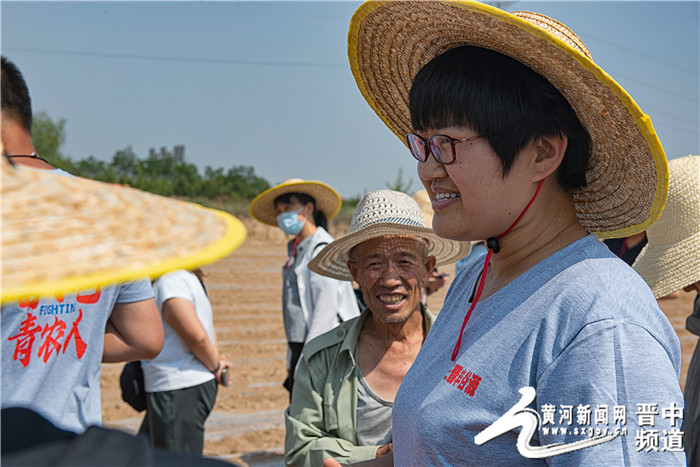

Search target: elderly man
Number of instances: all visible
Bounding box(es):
[284,190,469,466]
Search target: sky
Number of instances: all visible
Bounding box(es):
[2,1,698,198]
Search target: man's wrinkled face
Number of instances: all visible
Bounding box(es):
[348,236,435,324]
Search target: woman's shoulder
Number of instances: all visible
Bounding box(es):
[311,226,334,244]
[153,269,199,299]
[155,269,197,287]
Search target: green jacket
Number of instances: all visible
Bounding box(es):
[284,305,435,467]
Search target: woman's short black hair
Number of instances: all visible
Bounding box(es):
[409,46,589,191]
[274,192,328,230]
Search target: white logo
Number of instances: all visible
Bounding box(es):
[474,387,619,458]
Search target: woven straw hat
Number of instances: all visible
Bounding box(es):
[309,189,471,281]
[1,157,246,303]
[249,178,341,226]
[348,1,667,238]
[632,155,700,298]
[412,189,434,228]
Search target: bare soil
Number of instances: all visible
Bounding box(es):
[100,223,698,464]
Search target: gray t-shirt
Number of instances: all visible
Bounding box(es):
[282,235,313,343]
[2,279,154,433]
[356,365,393,447]
[393,235,684,466]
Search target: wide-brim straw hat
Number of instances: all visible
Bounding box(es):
[1,157,246,303]
[348,1,668,239]
[412,189,434,228]
[309,189,471,281]
[632,155,700,298]
[249,178,341,226]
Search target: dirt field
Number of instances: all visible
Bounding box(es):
[100,222,699,465]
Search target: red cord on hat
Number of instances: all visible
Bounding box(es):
[451,178,545,361]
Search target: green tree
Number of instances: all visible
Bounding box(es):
[110,146,141,182]
[31,111,75,170]
[386,167,414,194]
[74,155,114,181]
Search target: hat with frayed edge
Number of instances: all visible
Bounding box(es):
[309,189,471,281]
[249,178,341,226]
[348,0,667,239]
[1,157,246,303]
[632,155,700,299]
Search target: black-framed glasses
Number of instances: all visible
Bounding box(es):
[406,133,481,164]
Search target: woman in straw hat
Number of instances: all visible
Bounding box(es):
[632,155,700,465]
[326,1,684,465]
[250,179,360,397]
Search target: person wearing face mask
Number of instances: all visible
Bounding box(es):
[250,179,360,397]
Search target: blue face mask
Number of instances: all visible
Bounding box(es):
[277,209,306,236]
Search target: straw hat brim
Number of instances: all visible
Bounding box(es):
[348,0,667,238]
[632,230,700,299]
[1,160,246,303]
[250,180,341,226]
[308,223,471,281]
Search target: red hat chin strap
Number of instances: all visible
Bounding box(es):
[451,178,545,361]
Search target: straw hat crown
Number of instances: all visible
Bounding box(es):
[350,190,426,231]
[512,11,591,60]
[412,190,434,228]
[646,156,700,245]
[632,155,700,298]
[309,190,470,281]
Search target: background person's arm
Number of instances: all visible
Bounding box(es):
[306,271,358,343]
[103,298,163,362]
[162,297,231,384]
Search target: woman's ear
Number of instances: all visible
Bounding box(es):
[531,134,567,183]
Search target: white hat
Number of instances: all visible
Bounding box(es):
[309,190,470,281]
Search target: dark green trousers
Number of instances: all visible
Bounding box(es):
[142,378,217,456]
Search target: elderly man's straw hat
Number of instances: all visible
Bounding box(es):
[633,155,700,298]
[309,190,471,281]
[1,157,246,303]
[249,178,341,226]
[348,1,667,238]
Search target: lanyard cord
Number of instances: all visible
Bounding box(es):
[451,178,545,361]
[5,153,52,165]
[619,238,627,258]
[284,236,300,270]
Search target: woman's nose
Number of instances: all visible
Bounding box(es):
[417,154,447,182]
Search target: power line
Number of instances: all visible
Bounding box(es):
[579,30,698,77]
[643,106,699,131]
[2,46,347,69]
[611,70,700,104]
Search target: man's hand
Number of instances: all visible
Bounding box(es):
[323,459,347,467]
[376,442,393,458]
